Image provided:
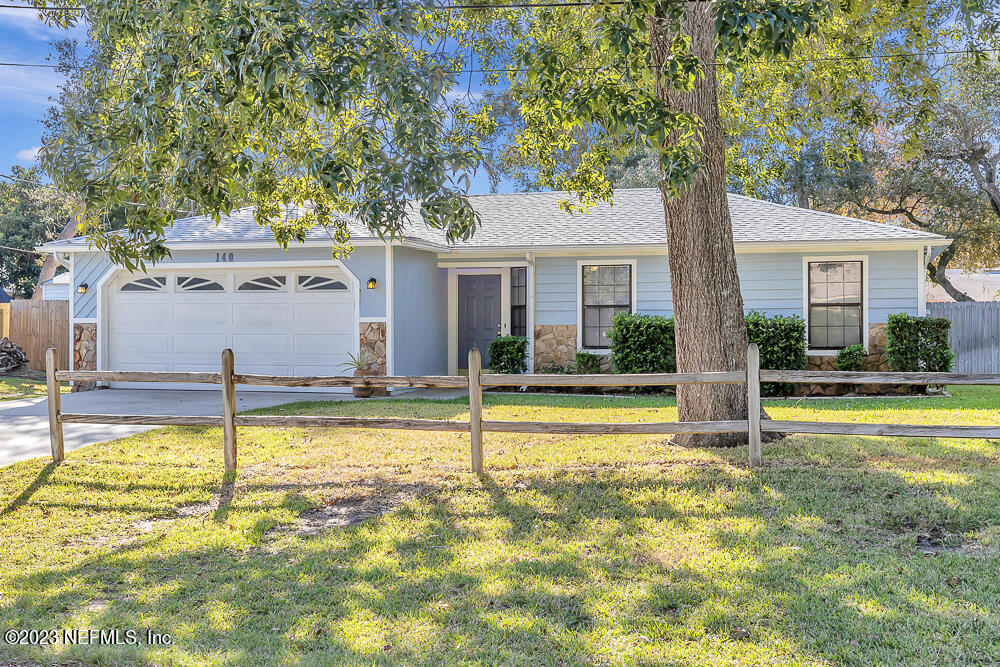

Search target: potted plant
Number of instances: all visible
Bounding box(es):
[340,350,376,398]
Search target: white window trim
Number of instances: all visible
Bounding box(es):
[802,255,869,355]
[576,259,638,354]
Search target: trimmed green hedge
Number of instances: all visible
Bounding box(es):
[836,344,866,372]
[607,312,676,374]
[488,336,528,374]
[608,310,807,395]
[745,311,807,396]
[885,314,953,372]
[574,349,603,374]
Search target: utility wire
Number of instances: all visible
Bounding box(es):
[0,244,43,255]
[0,173,192,214]
[1,47,996,71]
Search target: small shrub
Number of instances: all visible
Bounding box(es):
[607,312,675,374]
[836,344,866,372]
[537,362,572,374]
[745,311,807,396]
[488,336,527,374]
[574,350,603,374]
[885,313,953,372]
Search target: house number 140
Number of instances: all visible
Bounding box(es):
[216,252,235,262]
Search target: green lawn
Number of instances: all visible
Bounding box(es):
[1,388,999,665]
[0,371,69,401]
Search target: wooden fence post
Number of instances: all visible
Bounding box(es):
[468,347,483,473]
[746,343,761,468]
[221,348,237,471]
[45,347,64,463]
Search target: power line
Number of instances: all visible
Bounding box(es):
[1,46,996,72]
[0,244,43,255]
[0,3,81,7]
[0,61,60,68]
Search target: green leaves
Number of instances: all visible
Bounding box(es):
[40,0,487,264]
[886,314,954,372]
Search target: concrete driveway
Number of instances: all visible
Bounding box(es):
[0,388,351,468]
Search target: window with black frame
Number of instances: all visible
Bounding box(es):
[808,261,863,349]
[582,264,631,349]
[510,267,527,337]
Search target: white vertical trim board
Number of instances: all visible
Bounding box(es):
[385,244,394,377]
[447,270,458,375]
[917,246,927,317]
[801,255,869,354]
[68,253,75,372]
[526,252,536,371]
[575,258,638,353]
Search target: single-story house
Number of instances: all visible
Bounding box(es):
[39,188,950,389]
[40,272,70,301]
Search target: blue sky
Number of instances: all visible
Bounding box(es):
[0,6,86,178]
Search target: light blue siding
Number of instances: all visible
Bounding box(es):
[534,256,577,325]
[71,244,388,319]
[73,252,112,318]
[392,247,448,375]
[867,250,920,321]
[736,253,804,315]
[531,249,920,325]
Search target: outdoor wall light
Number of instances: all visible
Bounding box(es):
[367,277,377,290]
[77,283,88,294]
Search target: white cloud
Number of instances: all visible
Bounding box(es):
[0,7,88,41]
[15,146,40,162]
[0,64,64,111]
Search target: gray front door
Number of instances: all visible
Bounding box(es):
[458,274,501,369]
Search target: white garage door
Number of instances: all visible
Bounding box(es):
[106,268,357,390]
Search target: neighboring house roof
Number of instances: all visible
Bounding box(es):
[40,272,70,301]
[39,188,949,253]
[0,287,10,303]
[927,269,1000,302]
[42,273,70,286]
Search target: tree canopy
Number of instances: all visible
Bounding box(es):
[0,167,76,298]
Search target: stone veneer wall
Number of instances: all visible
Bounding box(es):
[72,322,97,392]
[802,322,903,395]
[359,321,388,396]
[533,324,577,370]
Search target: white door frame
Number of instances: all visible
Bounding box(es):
[447,265,530,373]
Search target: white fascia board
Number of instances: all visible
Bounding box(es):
[37,237,448,254]
[434,238,950,258]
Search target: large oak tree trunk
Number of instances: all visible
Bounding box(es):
[651,2,749,447]
[927,243,974,302]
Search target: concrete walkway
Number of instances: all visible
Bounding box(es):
[0,388,352,468]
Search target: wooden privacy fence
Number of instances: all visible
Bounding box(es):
[10,299,68,371]
[928,301,1000,373]
[44,345,1000,473]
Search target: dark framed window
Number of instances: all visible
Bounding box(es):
[582,264,631,349]
[511,267,527,337]
[808,261,863,349]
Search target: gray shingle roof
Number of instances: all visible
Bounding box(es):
[40,188,947,252]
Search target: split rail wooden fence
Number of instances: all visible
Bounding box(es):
[44,345,1000,473]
